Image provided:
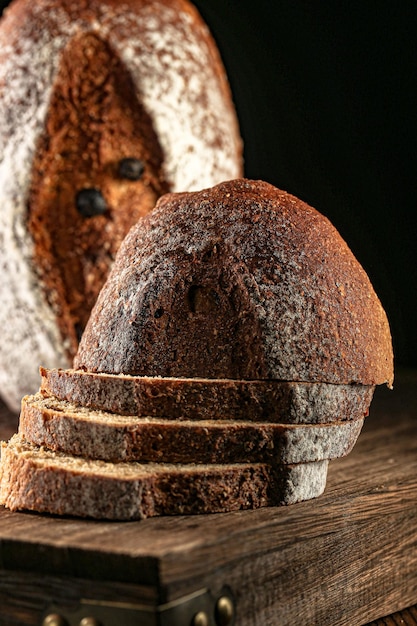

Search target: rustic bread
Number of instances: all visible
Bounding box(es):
[0,0,242,411]
[0,177,393,518]
[19,393,364,464]
[0,434,329,519]
[40,367,375,425]
[74,179,394,388]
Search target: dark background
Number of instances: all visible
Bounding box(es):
[192,0,416,370]
[1,1,416,368]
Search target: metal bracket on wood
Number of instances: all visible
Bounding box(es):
[41,585,235,626]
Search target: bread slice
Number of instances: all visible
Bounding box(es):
[0,435,329,519]
[19,393,364,464]
[40,367,375,425]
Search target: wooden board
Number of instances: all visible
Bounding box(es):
[0,370,416,625]
[368,604,417,625]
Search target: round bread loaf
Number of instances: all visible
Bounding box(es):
[0,0,242,410]
[75,179,393,387]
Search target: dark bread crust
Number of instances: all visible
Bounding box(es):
[40,367,375,425]
[75,179,394,387]
[0,435,329,519]
[20,392,364,464]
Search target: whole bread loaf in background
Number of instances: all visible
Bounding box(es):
[75,179,393,388]
[0,0,243,411]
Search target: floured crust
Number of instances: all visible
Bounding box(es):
[75,179,394,387]
[0,434,329,519]
[27,32,169,356]
[40,367,375,425]
[19,392,364,464]
[0,0,243,411]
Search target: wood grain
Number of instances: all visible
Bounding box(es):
[367,604,417,625]
[0,569,159,626]
[0,369,416,625]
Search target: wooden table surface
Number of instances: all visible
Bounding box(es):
[0,370,416,626]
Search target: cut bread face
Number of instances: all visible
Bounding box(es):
[19,393,364,464]
[0,434,328,520]
[40,368,375,425]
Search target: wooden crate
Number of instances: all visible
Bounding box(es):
[0,371,416,626]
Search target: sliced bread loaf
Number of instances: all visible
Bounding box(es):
[19,393,364,464]
[0,180,393,519]
[0,434,328,519]
[40,367,374,424]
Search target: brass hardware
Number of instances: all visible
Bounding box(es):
[215,596,234,626]
[41,586,235,626]
[192,611,209,626]
[79,619,101,626]
[42,615,68,626]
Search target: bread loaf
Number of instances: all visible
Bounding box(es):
[0,0,242,411]
[75,179,394,388]
[0,434,329,519]
[40,367,375,424]
[19,392,364,464]
[0,179,393,519]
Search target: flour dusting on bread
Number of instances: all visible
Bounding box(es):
[0,0,242,410]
